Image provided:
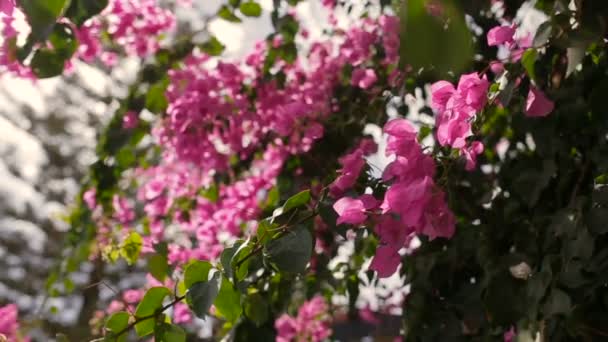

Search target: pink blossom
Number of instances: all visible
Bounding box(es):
[0,0,15,16]
[351,68,377,89]
[369,245,401,278]
[122,111,139,129]
[173,302,192,324]
[457,73,490,111]
[275,315,298,342]
[113,195,135,224]
[333,194,378,225]
[487,25,516,46]
[276,297,331,342]
[461,141,484,171]
[525,86,554,117]
[504,326,516,342]
[0,304,27,341]
[430,81,456,112]
[83,188,97,209]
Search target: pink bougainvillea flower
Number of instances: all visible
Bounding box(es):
[369,245,401,278]
[122,111,139,129]
[333,194,378,225]
[487,25,516,46]
[351,68,377,89]
[525,86,554,117]
[457,73,490,111]
[461,141,484,171]
[430,80,456,112]
[0,0,15,16]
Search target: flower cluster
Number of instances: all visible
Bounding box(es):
[275,296,332,342]
[0,304,28,342]
[76,0,176,63]
[333,119,455,277]
[431,73,488,170]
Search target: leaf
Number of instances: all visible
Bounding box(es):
[239,1,262,17]
[282,190,311,213]
[145,78,169,113]
[521,49,537,81]
[105,311,130,342]
[533,21,553,48]
[134,287,171,337]
[148,253,169,282]
[65,0,108,26]
[200,36,225,56]
[214,276,242,322]
[154,323,186,342]
[262,187,280,210]
[232,242,253,281]
[120,232,142,265]
[400,0,473,75]
[543,288,571,316]
[19,0,71,41]
[187,272,221,318]
[586,207,608,234]
[264,225,312,273]
[244,292,268,326]
[566,44,586,77]
[220,244,240,279]
[184,261,212,289]
[256,218,275,244]
[218,5,242,23]
[55,333,70,342]
[199,184,219,203]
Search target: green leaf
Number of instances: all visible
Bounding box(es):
[220,244,240,279]
[105,311,130,342]
[262,187,280,210]
[264,225,312,273]
[199,184,219,203]
[244,292,268,326]
[154,322,186,342]
[521,48,537,81]
[586,207,608,234]
[148,253,169,282]
[65,0,108,26]
[184,261,212,289]
[145,78,169,114]
[214,276,242,322]
[19,0,71,41]
[282,190,311,213]
[232,242,253,281]
[187,272,221,318]
[239,1,262,17]
[400,0,473,75]
[55,333,70,342]
[134,287,171,337]
[543,288,571,316]
[256,218,275,244]
[120,232,143,265]
[218,5,242,23]
[200,36,226,56]
[533,21,553,48]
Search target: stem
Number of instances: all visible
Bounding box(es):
[106,294,186,341]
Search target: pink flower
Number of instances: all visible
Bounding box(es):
[83,188,97,209]
[487,25,516,46]
[333,194,379,225]
[122,111,139,129]
[275,315,298,342]
[0,0,15,16]
[525,86,554,117]
[351,68,377,89]
[504,326,516,342]
[0,304,27,341]
[457,73,489,111]
[329,150,366,196]
[173,302,192,324]
[430,81,455,112]
[381,177,433,227]
[461,141,484,171]
[369,245,401,278]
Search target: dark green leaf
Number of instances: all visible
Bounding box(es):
[134,287,170,337]
[19,0,71,41]
[214,276,242,322]
[154,322,186,342]
[400,0,473,75]
[145,78,169,114]
[586,207,608,234]
[199,37,225,57]
[521,49,537,81]
[184,261,212,289]
[244,292,268,326]
[65,0,108,26]
[148,253,169,282]
[264,225,312,273]
[239,1,262,17]
[218,5,242,23]
[282,190,311,213]
[105,311,130,342]
[221,244,240,279]
[187,272,221,318]
[543,288,571,316]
